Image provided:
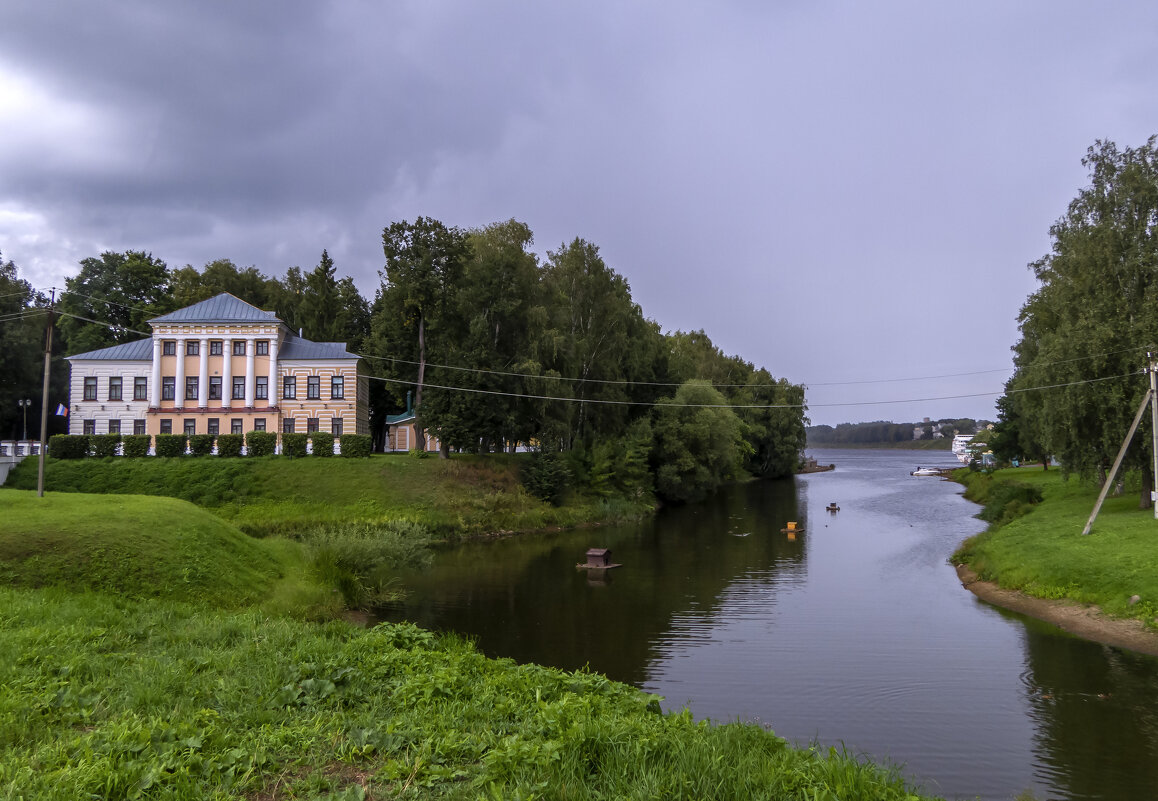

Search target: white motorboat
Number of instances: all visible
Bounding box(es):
[910,467,941,476]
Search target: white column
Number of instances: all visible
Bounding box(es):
[150,339,162,407]
[244,338,256,408]
[198,338,209,408]
[267,338,278,409]
[221,338,232,409]
[174,338,186,409]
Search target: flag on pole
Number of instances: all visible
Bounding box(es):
[55,404,68,417]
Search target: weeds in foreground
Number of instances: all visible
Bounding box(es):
[0,587,939,800]
[286,521,435,608]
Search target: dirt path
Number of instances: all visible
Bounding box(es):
[956,564,1158,657]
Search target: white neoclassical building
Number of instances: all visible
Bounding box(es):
[66,293,368,441]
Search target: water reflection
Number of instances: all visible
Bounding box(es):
[377,478,804,687]
[376,449,1158,801]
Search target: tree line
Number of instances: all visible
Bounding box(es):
[0,218,806,503]
[992,135,1158,506]
[807,419,980,445]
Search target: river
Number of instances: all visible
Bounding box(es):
[376,448,1158,800]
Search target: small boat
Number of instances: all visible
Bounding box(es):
[910,467,941,476]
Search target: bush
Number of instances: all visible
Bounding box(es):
[978,480,1044,527]
[246,430,277,457]
[90,434,121,458]
[154,433,188,458]
[47,434,89,459]
[339,433,372,458]
[521,448,572,506]
[309,431,334,457]
[121,434,151,458]
[294,520,434,607]
[282,432,308,458]
[216,433,243,458]
[188,434,214,457]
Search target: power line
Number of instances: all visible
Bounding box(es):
[54,310,151,336]
[370,369,1143,410]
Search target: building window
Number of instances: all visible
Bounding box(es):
[210,340,223,356]
[163,340,176,356]
[331,418,343,437]
[256,340,269,356]
[162,377,175,401]
[185,376,199,401]
[108,376,122,401]
[254,418,266,432]
[231,419,243,435]
[108,419,121,435]
[83,376,97,401]
[256,376,268,400]
[183,419,196,436]
[134,419,146,435]
[209,376,222,400]
[307,417,319,433]
[186,341,199,356]
[331,375,344,399]
[134,377,148,400]
[307,376,320,400]
[233,340,246,356]
[207,418,219,436]
[283,376,296,399]
[160,419,172,435]
[83,419,96,435]
[283,418,295,434]
[232,377,245,400]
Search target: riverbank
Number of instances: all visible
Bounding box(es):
[2,454,653,539]
[0,488,941,799]
[952,466,1158,656]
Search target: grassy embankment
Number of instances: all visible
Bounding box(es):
[953,466,1158,625]
[0,487,940,799]
[3,453,646,540]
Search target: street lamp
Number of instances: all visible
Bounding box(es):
[17,399,31,441]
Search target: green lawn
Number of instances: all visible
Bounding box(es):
[0,586,939,800]
[954,466,1158,622]
[0,489,330,615]
[4,454,650,539]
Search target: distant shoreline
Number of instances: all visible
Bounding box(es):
[806,441,953,451]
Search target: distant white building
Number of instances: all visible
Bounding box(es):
[952,433,975,464]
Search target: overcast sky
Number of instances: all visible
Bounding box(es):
[2,1,1156,426]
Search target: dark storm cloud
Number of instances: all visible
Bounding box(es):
[2,1,1157,424]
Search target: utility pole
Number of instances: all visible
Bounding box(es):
[1150,352,1158,520]
[37,289,54,498]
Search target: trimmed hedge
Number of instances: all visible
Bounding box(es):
[154,433,188,458]
[246,430,277,457]
[47,434,88,459]
[309,431,334,457]
[339,433,372,458]
[122,434,151,458]
[90,434,121,458]
[282,432,308,458]
[188,434,214,457]
[216,433,243,458]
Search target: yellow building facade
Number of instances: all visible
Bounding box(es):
[67,293,368,444]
